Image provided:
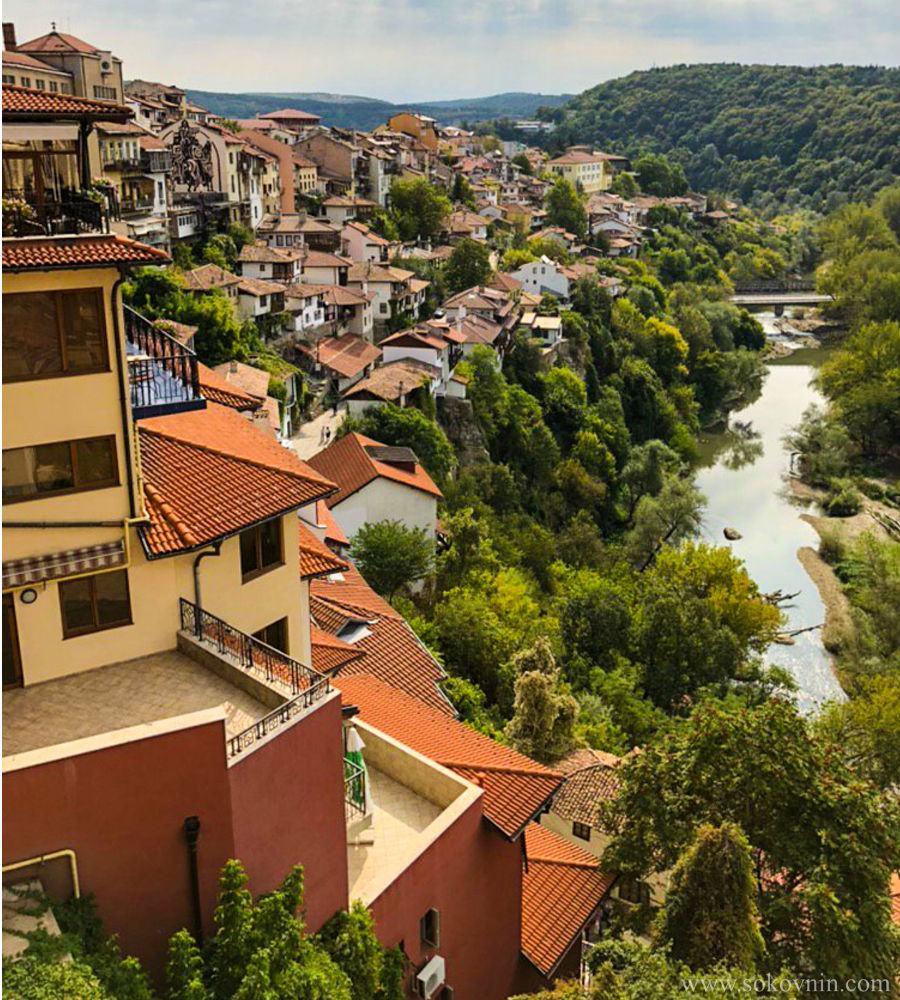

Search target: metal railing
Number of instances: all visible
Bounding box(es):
[227,686,331,757]
[344,758,367,823]
[732,279,816,293]
[125,305,203,416]
[3,193,108,237]
[179,598,329,698]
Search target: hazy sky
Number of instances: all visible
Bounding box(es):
[7,0,899,101]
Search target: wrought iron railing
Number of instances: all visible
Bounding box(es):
[732,279,816,293]
[344,758,367,823]
[227,686,331,757]
[3,193,108,237]
[125,305,203,416]
[179,598,329,698]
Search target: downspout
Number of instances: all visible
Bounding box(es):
[112,269,139,519]
[182,816,203,942]
[192,542,222,613]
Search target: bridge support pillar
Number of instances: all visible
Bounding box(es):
[774,304,784,317]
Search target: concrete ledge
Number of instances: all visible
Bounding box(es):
[177,631,287,710]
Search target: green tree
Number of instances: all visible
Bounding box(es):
[1,957,112,1000]
[166,930,208,1000]
[444,238,492,294]
[344,405,456,483]
[545,177,587,239]
[659,822,765,970]
[388,179,450,241]
[511,153,533,176]
[625,475,704,570]
[505,637,578,763]
[603,700,900,979]
[350,520,433,601]
[316,902,402,1000]
[634,153,688,197]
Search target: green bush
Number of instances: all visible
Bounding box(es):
[825,481,862,517]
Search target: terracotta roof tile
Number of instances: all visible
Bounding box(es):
[211,361,270,401]
[316,499,348,547]
[891,873,900,928]
[522,823,616,975]
[17,31,99,54]
[197,363,263,411]
[136,404,335,557]
[307,432,442,507]
[310,335,382,379]
[2,83,129,119]
[298,522,349,578]
[335,675,562,834]
[311,625,366,672]
[2,234,168,271]
[341,359,440,403]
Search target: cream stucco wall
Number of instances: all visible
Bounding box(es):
[330,479,437,541]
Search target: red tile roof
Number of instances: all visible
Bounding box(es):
[311,625,366,672]
[311,564,450,714]
[2,234,168,271]
[550,749,623,829]
[211,361,270,401]
[891,873,900,928]
[259,107,321,122]
[136,404,335,557]
[311,334,382,379]
[316,499,349,548]
[335,674,562,834]
[522,823,616,975]
[17,30,100,53]
[308,432,442,507]
[2,83,130,119]
[341,359,440,403]
[196,363,263,411]
[298,522,349,578]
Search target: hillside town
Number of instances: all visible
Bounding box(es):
[3,17,900,1000]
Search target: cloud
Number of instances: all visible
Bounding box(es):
[7,0,899,100]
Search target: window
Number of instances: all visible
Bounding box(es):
[253,617,288,653]
[240,519,283,581]
[2,74,14,84]
[49,81,58,92]
[35,79,45,90]
[3,436,118,504]
[572,821,592,841]
[59,570,132,638]
[420,908,440,949]
[3,595,23,689]
[3,289,108,382]
[19,76,30,88]
[618,878,651,906]
[93,85,117,99]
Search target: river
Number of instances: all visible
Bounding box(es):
[694,312,846,712]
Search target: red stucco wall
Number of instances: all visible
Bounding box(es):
[227,691,349,932]
[2,719,235,977]
[369,801,523,1000]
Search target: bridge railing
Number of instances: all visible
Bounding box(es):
[732,279,816,294]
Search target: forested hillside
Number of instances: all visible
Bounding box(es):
[534,64,900,213]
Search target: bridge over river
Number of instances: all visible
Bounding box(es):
[728,280,833,313]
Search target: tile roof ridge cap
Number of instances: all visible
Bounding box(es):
[440,759,562,779]
[138,422,335,491]
[527,854,603,870]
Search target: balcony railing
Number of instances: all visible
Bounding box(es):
[3,193,108,237]
[179,598,330,700]
[344,758,367,823]
[125,305,205,418]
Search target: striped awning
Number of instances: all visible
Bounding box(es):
[2,540,126,590]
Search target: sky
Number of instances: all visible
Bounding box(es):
[6,0,900,101]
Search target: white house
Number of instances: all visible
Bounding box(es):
[511,256,573,300]
[307,432,443,540]
[379,328,456,389]
[341,220,391,263]
[283,282,327,333]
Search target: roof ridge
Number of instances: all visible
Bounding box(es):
[528,855,601,870]
[138,423,334,492]
[439,760,562,779]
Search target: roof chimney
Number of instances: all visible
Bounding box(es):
[3,22,17,50]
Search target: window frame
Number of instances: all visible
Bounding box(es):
[572,821,592,841]
[2,288,110,384]
[2,434,120,505]
[252,616,288,653]
[419,907,441,949]
[240,518,284,582]
[59,569,133,639]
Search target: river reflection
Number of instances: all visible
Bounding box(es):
[694,325,846,712]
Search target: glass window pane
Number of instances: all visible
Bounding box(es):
[75,437,116,487]
[94,571,130,627]
[259,520,282,569]
[61,291,106,372]
[32,442,75,494]
[60,577,94,633]
[240,529,259,576]
[2,448,37,500]
[2,292,63,380]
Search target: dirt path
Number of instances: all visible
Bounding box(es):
[796,545,854,652]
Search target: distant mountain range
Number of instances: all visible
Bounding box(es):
[182,89,572,130]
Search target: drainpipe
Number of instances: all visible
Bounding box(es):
[182,816,203,942]
[112,269,138,519]
[192,542,222,613]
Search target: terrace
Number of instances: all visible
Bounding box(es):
[343,720,480,905]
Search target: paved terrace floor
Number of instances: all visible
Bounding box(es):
[3,650,269,757]
[347,765,442,902]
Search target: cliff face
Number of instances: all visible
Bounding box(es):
[438,396,490,469]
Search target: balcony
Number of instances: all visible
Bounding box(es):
[125,306,206,419]
[344,720,480,905]
[2,193,108,238]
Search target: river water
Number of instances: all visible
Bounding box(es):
[693,312,846,712]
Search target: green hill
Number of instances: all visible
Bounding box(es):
[537,64,900,211]
[183,89,570,130]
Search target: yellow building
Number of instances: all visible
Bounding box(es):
[13,28,125,103]
[547,149,623,194]
[387,111,439,154]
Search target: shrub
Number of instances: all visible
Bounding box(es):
[825,481,862,517]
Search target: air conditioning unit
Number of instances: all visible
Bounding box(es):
[415,955,446,999]
[97,51,114,74]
